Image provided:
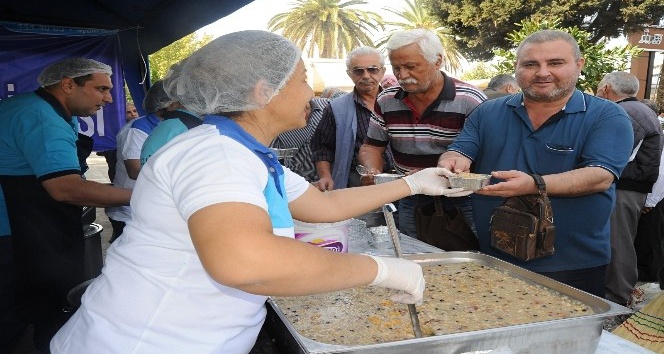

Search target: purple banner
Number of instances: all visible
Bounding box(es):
[0,24,125,151]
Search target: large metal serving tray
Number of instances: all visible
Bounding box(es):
[266,252,632,354]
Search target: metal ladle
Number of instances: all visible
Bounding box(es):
[382,203,424,338]
[356,164,371,176]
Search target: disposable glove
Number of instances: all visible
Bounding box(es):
[403,167,473,197]
[367,255,425,304]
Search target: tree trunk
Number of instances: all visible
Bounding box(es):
[656,55,664,111]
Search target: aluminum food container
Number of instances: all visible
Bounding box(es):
[373,173,403,184]
[448,173,491,191]
[266,252,631,354]
[271,147,298,159]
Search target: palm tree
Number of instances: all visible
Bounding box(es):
[377,0,465,73]
[268,0,384,59]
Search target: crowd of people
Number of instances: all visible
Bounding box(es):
[0,26,662,353]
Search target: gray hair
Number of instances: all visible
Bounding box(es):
[329,90,347,100]
[386,29,444,64]
[321,86,342,98]
[598,71,639,96]
[641,99,659,114]
[38,58,112,87]
[487,74,518,91]
[346,46,385,69]
[516,30,581,61]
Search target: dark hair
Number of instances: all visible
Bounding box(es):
[71,74,94,87]
[43,74,94,90]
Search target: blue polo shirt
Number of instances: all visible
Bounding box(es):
[449,90,633,272]
[0,91,81,237]
[0,92,80,178]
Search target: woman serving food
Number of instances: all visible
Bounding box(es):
[51,30,470,353]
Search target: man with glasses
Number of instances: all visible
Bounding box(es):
[358,29,486,239]
[311,46,393,190]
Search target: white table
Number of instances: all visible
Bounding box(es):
[597,330,655,353]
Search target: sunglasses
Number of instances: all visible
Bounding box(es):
[350,66,382,77]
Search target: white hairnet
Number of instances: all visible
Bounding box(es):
[143,80,175,113]
[161,59,188,101]
[38,58,112,87]
[165,30,301,115]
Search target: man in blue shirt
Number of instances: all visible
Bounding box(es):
[438,30,633,298]
[0,58,131,351]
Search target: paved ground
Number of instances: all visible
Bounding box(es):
[84,154,114,257]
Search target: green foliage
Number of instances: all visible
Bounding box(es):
[377,0,465,72]
[148,33,213,83]
[461,62,498,81]
[423,0,664,61]
[124,84,131,103]
[493,19,642,94]
[268,0,384,59]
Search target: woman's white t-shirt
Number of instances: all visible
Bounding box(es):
[51,122,309,353]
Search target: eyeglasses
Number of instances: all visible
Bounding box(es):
[350,66,382,77]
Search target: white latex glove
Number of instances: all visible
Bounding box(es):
[367,255,425,304]
[402,167,473,197]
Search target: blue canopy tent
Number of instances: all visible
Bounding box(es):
[0,0,252,150]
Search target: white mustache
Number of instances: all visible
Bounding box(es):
[399,78,418,85]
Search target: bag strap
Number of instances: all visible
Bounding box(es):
[433,196,444,213]
[530,174,554,224]
[530,174,546,195]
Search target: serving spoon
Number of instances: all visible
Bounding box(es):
[382,203,424,338]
